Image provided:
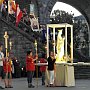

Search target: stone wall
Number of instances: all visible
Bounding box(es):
[0,19,35,61]
[74,66,90,79]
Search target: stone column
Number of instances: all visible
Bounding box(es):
[88,23,90,56]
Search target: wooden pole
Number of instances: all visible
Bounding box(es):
[35,40,38,87]
[53,27,56,56]
[71,25,73,63]
[47,25,49,58]
[65,25,67,62]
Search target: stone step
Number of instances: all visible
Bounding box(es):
[74,66,90,79]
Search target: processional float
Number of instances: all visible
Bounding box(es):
[46,23,75,87]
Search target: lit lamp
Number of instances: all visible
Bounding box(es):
[35,40,37,53]
[45,44,47,50]
[9,40,12,50]
[34,40,38,87]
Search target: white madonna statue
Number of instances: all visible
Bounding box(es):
[56,30,65,63]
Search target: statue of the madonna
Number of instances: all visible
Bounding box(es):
[56,30,65,63]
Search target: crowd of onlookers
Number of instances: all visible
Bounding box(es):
[0,1,38,30]
[0,1,46,44]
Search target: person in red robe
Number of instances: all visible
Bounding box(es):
[26,50,38,88]
[3,56,13,88]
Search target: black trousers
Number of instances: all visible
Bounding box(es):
[41,71,45,85]
[27,71,34,84]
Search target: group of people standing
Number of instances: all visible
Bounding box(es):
[26,50,56,88]
[0,43,56,89]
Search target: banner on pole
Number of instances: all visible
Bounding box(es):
[8,0,15,14]
[30,17,39,31]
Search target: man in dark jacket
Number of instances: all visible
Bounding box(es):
[47,51,56,86]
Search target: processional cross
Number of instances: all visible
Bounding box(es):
[4,31,9,57]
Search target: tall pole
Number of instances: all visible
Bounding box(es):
[4,31,9,57]
[71,25,73,63]
[65,25,67,62]
[47,25,49,58]
[53,27,55,56]
[35,40,38,87]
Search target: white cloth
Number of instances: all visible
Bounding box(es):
[0,51,4,66]
[49,70,54,84]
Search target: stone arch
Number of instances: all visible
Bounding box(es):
[43,0,90,27]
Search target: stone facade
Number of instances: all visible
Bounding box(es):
[0,18,35,61]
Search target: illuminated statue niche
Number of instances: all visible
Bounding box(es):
[47,23,73,63]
